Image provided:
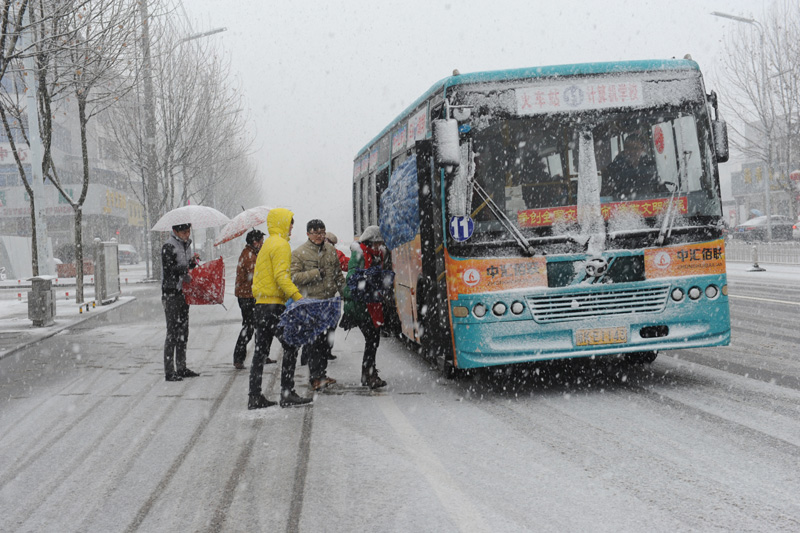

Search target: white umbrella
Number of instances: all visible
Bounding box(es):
[214,205,272,246]
[151,205,231,232]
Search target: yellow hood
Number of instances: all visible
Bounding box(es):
[267,208,294,240]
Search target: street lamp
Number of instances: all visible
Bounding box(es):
[179,27,227,43]
[711,11,772,240]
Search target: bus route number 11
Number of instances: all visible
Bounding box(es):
[449,216,474,242]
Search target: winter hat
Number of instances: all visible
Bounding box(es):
[360,225,383,244]
[172,223,191,232]
[325,232,338,245]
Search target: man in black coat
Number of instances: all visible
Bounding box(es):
[601,134,664,201]
[161,223,200,381]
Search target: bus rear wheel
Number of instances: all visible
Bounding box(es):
[625,351,658,364]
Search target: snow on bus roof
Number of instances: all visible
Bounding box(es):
[353,58,700,160]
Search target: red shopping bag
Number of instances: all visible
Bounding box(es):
[184,257,225,305]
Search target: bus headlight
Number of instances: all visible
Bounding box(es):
[705,285,719,299]
[492,302,507,316]
[671,288,685,302]
[510,301,525,315]
[688,286,702,300]
[473,303,487,318]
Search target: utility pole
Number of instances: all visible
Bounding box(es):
[137,2,226,277]
[21,5,54,275]
[139,1,160,278]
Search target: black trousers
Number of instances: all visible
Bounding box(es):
[233,297,256,365]
[162,293,189,377]
[250,303,299,395]
[358,320,381,373]
[304,328,333,381]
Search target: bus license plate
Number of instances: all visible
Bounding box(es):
[575,327,628,346]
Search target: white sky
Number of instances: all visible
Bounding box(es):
[181,0,773,244]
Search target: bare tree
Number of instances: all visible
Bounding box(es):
[50,0,143,302]
[0,0,89,275]
[718,0,800,226]
[107,6,257,268]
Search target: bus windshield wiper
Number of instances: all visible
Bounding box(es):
[657,147,691,246]
[471,180,536,256]
[656,183,680,246]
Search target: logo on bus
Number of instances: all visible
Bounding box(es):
[463,268,481,286]
[654,125,665,154]
[654,251,671,268]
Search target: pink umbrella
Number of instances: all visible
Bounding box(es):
[151,205,230,231]
[214,205,271,246]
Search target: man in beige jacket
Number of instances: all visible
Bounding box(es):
[291,219,345,390]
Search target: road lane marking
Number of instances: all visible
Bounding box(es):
[376,395,491,533]
[728,294,800,306]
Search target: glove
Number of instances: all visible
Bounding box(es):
[285,298,299,310]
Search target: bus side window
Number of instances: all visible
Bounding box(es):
[376,168,389,222]
[369,173,377,224]
[354,179,362,236]
[362,175,370,227]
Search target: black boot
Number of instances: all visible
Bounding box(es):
[248,394,276,410]
[361,367,387,389]
[280,389,313,408]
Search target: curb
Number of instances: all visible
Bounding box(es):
[0,297,138,362]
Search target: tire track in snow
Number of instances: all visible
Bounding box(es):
[6,326,192,529]
[0,323,155,454]
[205,368,281,532]
[375,394,492,533]
[286,400,314,533]
[124,369,238,532]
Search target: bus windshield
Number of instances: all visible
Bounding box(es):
[451,102,722,255]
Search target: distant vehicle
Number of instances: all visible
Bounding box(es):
[794,216,800,240]
[118,244,140,264]
[734,215,794,241]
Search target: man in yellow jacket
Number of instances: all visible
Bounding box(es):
[248,208,312,409]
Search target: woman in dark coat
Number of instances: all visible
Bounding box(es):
[232,229,266,369]
[341,225,387,389]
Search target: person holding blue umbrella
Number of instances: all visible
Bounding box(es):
[248,208,312,409]
[290,219,346,391]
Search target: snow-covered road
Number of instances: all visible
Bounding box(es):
[1,274,799,532]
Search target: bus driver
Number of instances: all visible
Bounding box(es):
[601,133,663,201]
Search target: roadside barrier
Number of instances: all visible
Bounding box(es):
[725,240,800,265]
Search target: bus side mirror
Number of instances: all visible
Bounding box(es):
[432,119,461,169]
[708,91,729,163]
[713,119,729,163]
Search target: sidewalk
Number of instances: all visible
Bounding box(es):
[0,263,158,361]
[725,260,800,283]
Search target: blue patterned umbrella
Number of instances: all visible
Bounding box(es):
[278,297,342,347]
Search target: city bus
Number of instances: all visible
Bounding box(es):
[352,58,731,377]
